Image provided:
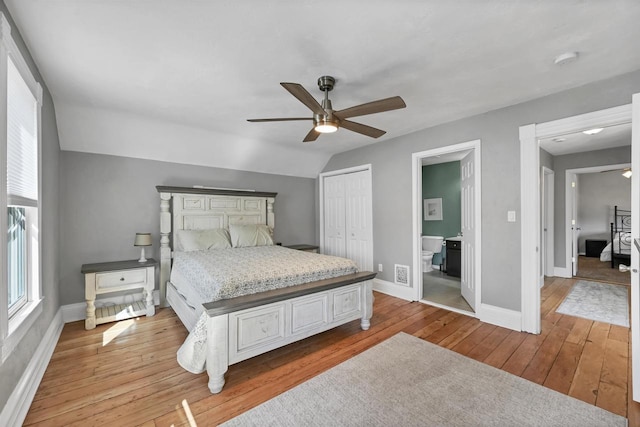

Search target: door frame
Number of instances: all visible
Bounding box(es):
[562,164,631,278]
[541,166,554,283]
[318,164,373,265]
[519,103,632,333]
[411,139,482,315]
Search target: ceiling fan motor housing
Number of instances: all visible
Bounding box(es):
[317,75,335,92]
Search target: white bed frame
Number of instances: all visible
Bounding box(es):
[156,186,375,393]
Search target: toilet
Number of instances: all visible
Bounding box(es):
[422,235,444,272]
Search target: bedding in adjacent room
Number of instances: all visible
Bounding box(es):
[600,232,632,262]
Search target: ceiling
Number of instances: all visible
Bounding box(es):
[5,1,640,178]
[539,122,632,156]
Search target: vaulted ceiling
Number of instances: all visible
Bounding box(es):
[6,1,640,177]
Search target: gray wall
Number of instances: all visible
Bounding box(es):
[323,70,640,311]
[0,2,61,411]
[552,146,631,266]
[577,170,631,254]
[59,152,317,305]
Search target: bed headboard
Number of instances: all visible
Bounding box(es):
[156,186,277,306]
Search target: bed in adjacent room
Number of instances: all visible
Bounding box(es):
[600,206,631,268]
[156,186,375,394]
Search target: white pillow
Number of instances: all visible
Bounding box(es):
[229,224,274,248]
[175,229,231,252]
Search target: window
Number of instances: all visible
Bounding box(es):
[0,13,43,362]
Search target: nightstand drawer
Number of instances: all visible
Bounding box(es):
[96,269,147,290]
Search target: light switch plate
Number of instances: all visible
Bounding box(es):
[508,211,516,222]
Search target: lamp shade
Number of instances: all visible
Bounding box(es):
[134,232,152,247]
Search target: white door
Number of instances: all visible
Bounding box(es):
[569,173,580,276]
[630,93,640,401]
[460,151,476,310]
[541,167,554,285]
[323,174,346,258]
[322,169,373,271]
[344,170,373,271]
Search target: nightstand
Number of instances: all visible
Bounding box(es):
[81,258,157,330]
[284,244,319,253]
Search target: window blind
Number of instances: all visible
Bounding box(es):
[7,57,38,207]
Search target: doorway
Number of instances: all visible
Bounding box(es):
[564,163,631,285]
[519,98,640,401]
[412,140,481,316]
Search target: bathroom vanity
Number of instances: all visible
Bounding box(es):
[446,238,461,278]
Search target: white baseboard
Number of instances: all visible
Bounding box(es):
[479,303,522,332]
[0,308,64,427]
[62,290,160,323]
[554,266,572,278]
[373,278,415,301]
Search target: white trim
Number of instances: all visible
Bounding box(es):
[372,278,414,301]
[419,299,475,317]
[479,303,522,332]
[61,290,160,323]
[536,104,632,138]
[0,308,63,427]
[411,140,482,313]
[554,267,572,278]
[318,163,372,255]
[542,167,554,279]
[519,103,633,336]
[630,93,640,401]
[563,163,631,278]
[2,299,42,362]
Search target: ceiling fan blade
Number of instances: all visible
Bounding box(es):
[340,120,386,138]
[303,128,321,142]
[247,118,312,122]
[334,96,406,119]
[281,82,325,116]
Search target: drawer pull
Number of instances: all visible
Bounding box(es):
[120,277,125,281]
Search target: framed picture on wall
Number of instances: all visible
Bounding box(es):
[424,198,443,221]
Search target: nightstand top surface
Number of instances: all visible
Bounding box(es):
[81,258,158,274]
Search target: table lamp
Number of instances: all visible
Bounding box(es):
[134,232,152,262]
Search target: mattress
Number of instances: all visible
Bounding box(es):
[170,245,359,308]
[173,245,359,374]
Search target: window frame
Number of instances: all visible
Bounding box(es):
[0,12,43,363]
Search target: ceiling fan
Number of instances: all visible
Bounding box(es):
[247,76,406,142]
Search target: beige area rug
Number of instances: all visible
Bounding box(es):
[556,280,629,327]
[222,333,625,427]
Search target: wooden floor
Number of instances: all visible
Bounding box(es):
[25,277,634,426]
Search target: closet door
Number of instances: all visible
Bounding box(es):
[345,170,373,271]
[323,174,346,257]
[322,169,373,272]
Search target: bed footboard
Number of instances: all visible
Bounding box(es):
[204,273,375,393]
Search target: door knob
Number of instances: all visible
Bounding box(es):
[619,264,638,273]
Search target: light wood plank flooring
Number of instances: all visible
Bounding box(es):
[25,277,636,426]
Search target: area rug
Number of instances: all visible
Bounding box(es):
[556,280,629,327]
[222,332,625,426]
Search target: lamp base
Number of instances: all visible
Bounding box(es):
[138,247,147,263]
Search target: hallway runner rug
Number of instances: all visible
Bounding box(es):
[222,332,625,426]
[556,280,629,327]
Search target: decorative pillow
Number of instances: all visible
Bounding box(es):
[229,224,274,248]
[175,229,231,252]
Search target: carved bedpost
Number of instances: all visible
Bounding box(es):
[266,197,275,230]
[206,314,229,393]
[360,280,374,330]
[159,192,172,307]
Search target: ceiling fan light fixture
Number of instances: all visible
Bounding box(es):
[314,117,339,133]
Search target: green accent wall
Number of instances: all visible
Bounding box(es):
[422,161,461,238]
